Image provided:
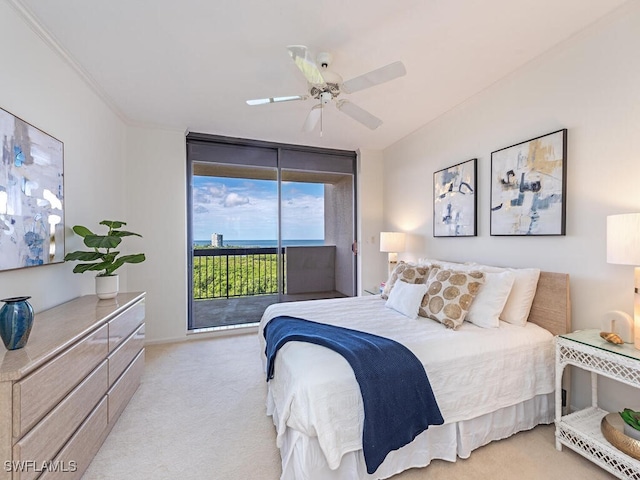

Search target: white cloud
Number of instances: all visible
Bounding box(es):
[192,178,325,241]
[223,192,250,208]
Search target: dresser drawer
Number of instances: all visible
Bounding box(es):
[108,323,144,387]
[39,397,108,480]
[13,360,108,480]
[108,299,145,352]
[13,324,109,437]
[108,349,144,424]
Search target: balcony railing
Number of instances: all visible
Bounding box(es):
[192,247,285,299]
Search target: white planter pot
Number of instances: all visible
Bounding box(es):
[624,422,640,441]
[95,275,119,299]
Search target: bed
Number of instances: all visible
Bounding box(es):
[258,263,571,480]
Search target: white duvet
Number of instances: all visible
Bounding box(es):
[258,295,554,470]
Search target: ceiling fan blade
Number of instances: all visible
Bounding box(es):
[302,104,322,132]
[287,45,326,86]
[342,61,406,94]
[336,100,382,130]
[246,95,308,106]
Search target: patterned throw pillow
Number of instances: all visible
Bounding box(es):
[418,268,485,329]
[381,261,431,300]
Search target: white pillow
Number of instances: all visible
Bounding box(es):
[499,268,541,326]
[385,280,429,319]
[418,258,464,270]
[464,263,541,326]
[465,271,516,328]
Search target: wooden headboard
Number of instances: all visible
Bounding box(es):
[528,271,571,336]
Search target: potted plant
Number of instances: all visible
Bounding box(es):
[620,408,640,441]
[64,220,146,299]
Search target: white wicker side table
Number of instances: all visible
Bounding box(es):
[556,329,640,479]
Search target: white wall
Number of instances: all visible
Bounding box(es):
[0,1,128,313]
[382,2,640,411]
[357,150,386,294]
[124,126,187,343]
[0,3,188,345]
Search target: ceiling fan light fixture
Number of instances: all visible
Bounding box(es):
[247,45,404,134]
[319,69,343,85]
[302,104,322,132]
[336,100,383,130]
[287,45,325,85]
[246,95,307,106]
[320,92,331,105]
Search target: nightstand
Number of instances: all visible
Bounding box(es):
[555,329,640,479]
[364,287,381,296]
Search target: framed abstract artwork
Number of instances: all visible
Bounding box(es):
[490,129,567,236]
[433,158,477,237]
[0,107,64,271]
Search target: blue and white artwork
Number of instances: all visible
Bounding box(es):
[490,129,567,236]
[0,107,64,270]
[433,158,477,237]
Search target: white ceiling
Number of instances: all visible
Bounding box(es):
[14,0,628,151]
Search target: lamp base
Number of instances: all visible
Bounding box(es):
[388,261,398,277]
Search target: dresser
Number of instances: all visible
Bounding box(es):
[0,292,145,480]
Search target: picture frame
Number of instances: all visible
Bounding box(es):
[433,158,477,237]
[0,107,65,271]
[490,129,567,236]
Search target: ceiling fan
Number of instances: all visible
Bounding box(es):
[246,45,406,133]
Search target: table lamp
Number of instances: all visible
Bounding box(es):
[380,231,406,275]
[606,213,640,349]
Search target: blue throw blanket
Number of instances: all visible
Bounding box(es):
[263,316,444,474]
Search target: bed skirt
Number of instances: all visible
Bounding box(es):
[271,392,554,480]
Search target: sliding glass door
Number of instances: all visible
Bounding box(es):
[281,169,355,300]
[186,134,356,330]
[190,163,280,329]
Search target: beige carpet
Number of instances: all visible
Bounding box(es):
[82,333,615,480]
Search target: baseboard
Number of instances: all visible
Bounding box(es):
[144,324,259,345]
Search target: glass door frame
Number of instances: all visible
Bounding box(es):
[186,133,357,331]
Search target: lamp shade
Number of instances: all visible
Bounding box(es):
[380,232,406,253]
[607,213,640,265]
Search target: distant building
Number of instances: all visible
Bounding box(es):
[211,233,223,247]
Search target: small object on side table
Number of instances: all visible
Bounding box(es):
[601,412,640,460]
[620,408,640,441]
[600,331,624,345]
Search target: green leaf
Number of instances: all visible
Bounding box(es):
[72,225,93,238]
[102,251,119,263]
[620,410,640,430]
[106,253,146,274]
[65,220,145,275]
[83,234,121,249]
[111,230,143,238]
[64,251,104,262]
[72,263,109,274]
[100,220,126,229]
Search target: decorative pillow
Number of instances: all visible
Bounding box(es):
[464,263,541,326]
[385,280,429,319]
[499,268,541,326]
[381,261,430,299]
[418,258,463,270]
[419,268,485,329]
[465,270,516,328]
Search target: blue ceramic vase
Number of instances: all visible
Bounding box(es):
[0,296,34,350]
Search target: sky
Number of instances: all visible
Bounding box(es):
[192,176,324,241]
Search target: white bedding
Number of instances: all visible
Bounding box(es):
[258,295,555,472]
